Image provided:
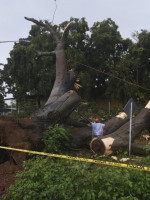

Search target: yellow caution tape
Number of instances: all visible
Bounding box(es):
[0,145,150,172]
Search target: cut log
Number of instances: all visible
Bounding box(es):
[90,140,150,156]
[131,143,150,155]
[90,101,150,155]
[105,112,128,134]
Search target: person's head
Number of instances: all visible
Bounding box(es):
[95,118,99,123]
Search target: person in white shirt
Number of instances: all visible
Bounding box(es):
[91,118,105,138]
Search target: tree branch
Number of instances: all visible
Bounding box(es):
[24,17,59,43]
[36,51,56,58]
[61,23,71,43]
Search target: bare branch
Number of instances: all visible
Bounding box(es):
[25,17,59,43]
[61,23,71,43]
[37,51,55,56]
[0,63,4,66]
[35,51,56,60]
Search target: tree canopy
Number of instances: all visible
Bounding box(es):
[2,17,150,107]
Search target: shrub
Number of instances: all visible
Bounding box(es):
[2,156,150,200]
[42,124,70,153]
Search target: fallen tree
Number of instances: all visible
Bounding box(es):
[24,17,81,122]
[90,101,150,155]
[1,17,150,163]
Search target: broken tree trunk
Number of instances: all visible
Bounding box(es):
[25,17,81,121]
[90,101,150,155]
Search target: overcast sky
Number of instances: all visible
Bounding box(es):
[1,0,150,103]
[0,0,150,64]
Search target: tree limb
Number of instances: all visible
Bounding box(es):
[36,51,56,59]
[61,23,71,43]
[24,17,59,43]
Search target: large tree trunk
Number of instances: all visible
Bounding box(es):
[34,90,81,121]
[90,101,150,155]
[25,17,81,122]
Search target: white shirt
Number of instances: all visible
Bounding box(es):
[91,122,105,137]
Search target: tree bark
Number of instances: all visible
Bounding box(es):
[33,90,81,121]
[90,101,150,155]
[131,143,150,155]
[105,112,129,134]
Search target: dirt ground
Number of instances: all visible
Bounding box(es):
[0,116,42,195]
[0,161,23,195]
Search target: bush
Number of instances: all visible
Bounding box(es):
[42,124,70,153]
[2,156,150,200]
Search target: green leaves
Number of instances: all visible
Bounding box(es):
[4,24,56,105]
[3,158,150,200]
[42,124,70,153]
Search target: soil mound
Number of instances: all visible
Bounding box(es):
[0,116,42,195]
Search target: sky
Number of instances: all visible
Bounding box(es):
[0,0,150,65]
[0,0,150,103]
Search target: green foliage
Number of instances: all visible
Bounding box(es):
[2,156,150,200]
[90,18,122,59]
[115,29,150,105]
[42,124,70,153]
[3,17,150,104]
[140,129,150,135]
[70,101,114,123]
[3,24,56,104]
[17,100,39,118]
